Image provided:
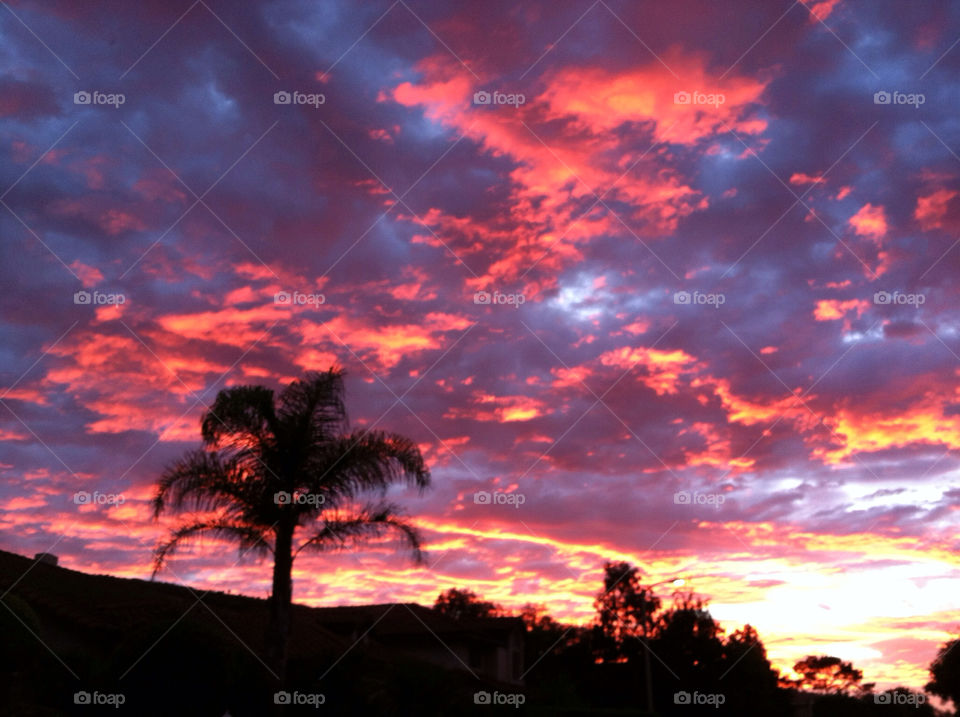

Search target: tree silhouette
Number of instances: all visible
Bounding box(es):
[650,592,725,687]
[152,368,431,682]
[593,561,660,663]
[720,624,788,714]
[926,636,960,709]
[787,654,864,694]
[520,603,566,636]
[433,588,503,620]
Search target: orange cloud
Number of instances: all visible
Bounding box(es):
[681,421,754,469]
[813,298,869,322]
[444,393,546,423]
[38,327,236,439]
[621,319,650,335]
[539,58,767,146]
[550,365,594,389]
[69,261,104,288]
[915,188,958,230]
[158,305,284,348]
[849,203,887,243]
[801,0,842,21]
[300,312,472,371]
[392,53,767,286]
[704,377,821,433]
[819,394,960,464]
[0,387,49,405]
[789,172,823,186]
[598,346,698,395]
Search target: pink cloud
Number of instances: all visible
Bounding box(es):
[849,203,887,243]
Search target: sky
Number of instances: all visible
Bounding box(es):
[1,0,959,693]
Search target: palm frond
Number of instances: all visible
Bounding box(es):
[201,384,279,451]
[153,449,258,518]
[152,518,272,576]
[302,430,431,504]
[276,367,347,443]
[294,502,425,564]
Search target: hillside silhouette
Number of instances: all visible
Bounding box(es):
[0,550,510,716]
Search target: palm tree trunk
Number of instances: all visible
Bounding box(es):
[267,524,294,686]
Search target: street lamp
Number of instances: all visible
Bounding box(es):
[641,577,686,715]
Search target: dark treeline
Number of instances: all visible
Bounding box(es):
[433,560,957,717]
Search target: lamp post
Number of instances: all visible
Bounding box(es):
[641,578,685,715]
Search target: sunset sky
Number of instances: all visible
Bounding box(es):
[1,0,959,693]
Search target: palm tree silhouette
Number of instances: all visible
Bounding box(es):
[151,368,431,682]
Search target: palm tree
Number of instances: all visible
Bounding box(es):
[152,367,431,682]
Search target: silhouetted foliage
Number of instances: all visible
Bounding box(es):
[647,593,727,708]
[152,368,431,683]
[718,624,790,714]
[926,636,960,709]
[801,687,938,717]
[2,543,945,716]
[433,588,503,620]
[510,562,792,715]
[786,654,865,694]
[592,560,661,663]
[519,603,565,635]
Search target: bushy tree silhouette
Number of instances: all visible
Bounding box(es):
[593,560,661,663]
[433,588,503,620]
[786,654,864,694]
[926,636,960,709]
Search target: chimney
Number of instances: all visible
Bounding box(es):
[34,553,58,566]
